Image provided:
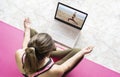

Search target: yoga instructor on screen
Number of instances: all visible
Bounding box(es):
[15,18,94,77]
[68,12,78,25]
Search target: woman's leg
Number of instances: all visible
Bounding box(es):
[51,48,83,65]
[57,48,84,65]
[51,49,72,58]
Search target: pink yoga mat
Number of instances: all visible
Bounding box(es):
[0,21,23,77]
[0,21,120,77]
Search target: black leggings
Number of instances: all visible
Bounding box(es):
[50,48,81,64]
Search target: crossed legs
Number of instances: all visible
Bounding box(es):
[51,48,82,65]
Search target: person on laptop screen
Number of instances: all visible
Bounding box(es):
[15,18,94,77]
[68,12,78,25]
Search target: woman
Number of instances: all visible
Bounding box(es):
[15,18,94,77]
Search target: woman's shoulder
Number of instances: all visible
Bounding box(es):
[15,49,25,63]
[16,49,25,52]
[15,49,25,56]
[48,64,64,77]
[36,64,63,77]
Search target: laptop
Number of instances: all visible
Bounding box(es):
[47,2,88,48]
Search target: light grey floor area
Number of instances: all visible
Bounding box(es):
[0,0,120,73]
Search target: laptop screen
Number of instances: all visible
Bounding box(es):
[55,2,88,30]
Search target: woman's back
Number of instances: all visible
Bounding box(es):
[36,65,62,77]
[15,49,63,77]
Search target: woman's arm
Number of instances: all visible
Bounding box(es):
[57,46,94,75]
[22,18,31,49]
[15,18,31,73]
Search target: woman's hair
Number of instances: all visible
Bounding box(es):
[23,33,55,74]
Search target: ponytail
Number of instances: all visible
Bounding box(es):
[23,47,39,74]
[23,33,55,74]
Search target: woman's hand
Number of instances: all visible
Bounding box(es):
[24,18,31,29]
[81,46,94,54]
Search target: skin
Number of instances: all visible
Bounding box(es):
[15,18,94,77]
